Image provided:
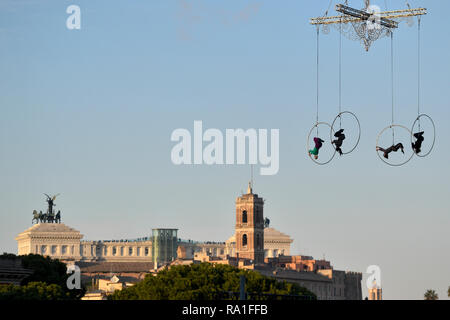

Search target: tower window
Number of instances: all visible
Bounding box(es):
[242,234,248,247]
[242,210,247,223]
[256,234,260,248]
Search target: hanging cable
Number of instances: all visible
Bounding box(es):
[417,16,421,131]
[339,15,342,129]
[391,30,395,145]
[324,0,333,17]
[316,25,320,137]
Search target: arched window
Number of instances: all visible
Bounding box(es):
[242,234,248,247]
[242,210,247,223]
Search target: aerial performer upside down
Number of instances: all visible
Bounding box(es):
[412,131,425,154]
[309,137,324,160]
[376,143,405,159]
[332,129,346,156]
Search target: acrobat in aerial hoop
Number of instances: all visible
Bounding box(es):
[307,1,434,168]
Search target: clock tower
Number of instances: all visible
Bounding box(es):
[235,182,264,265]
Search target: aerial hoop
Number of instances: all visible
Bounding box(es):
[376,124,414,167]
[411,114,436,158]
[330,111,361,155]
[307,122,336,166]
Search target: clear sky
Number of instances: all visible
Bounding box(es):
[0,0,449,300]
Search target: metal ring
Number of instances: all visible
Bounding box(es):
[411,114,436,158]
[330,111,361,155]
[376,124,414,167]
[307,122,336,166]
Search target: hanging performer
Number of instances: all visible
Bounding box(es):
[376,143,405,159]
[412,131,424,154]
[332,129,346,156]
[309,137,325,160]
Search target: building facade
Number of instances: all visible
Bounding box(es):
[15,223,83,260]
[234,183,265,264]
[368,280,383,300]
[226,227,293,259]
[15,224,227,264]
[15,184,362,300]
[151,228,178,268]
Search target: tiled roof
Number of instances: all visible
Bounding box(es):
[0,258,34,285]
[77,261,154,273]
[258,268,332,283]
[264,228,293,241]
[226,227,293,243]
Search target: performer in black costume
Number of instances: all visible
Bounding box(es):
[412,131,425,154]
[331,129,346,156]
[376,143,405,159]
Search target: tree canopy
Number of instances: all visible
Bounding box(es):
[109,263,316,300]
[0,253,84,300]
[424,289,439,300]
[0,282,70,300]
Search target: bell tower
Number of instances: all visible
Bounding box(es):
[235,182,264,265]
[368,280,382,300]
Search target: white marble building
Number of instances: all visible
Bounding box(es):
[16,223,293,264]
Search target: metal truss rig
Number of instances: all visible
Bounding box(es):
[310,5,427,27]
[310,4,427,51]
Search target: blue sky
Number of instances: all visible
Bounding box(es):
[0,0,449,299]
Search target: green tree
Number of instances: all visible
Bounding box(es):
[20,254,68,286]
[0,282,69,300]
[424,289,438,300]
[109,263,316,300]
[0,253,84,300]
